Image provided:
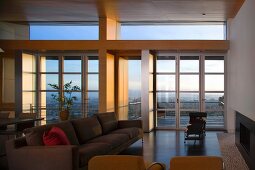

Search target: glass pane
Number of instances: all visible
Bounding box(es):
[64,56,81,72]
[30,25,99,40]
[157,92,176,127]
[87,92,99,117]
[22,92,36,112]
[41,74,59,90]
[128,60,141,120]
[23,73,36,91]
[205,93,224,111]
[128,101,141,120]
[205,59,224,73]
[206,111,224,128]
[180,75,199,91]
[88,74,98,90]
[41,56,59,72]
[180,56,199,73]
[157,75,175,91]
[128,60,141,99]
[205,75,224,91]
[180,93,199,126]
[88,59,99,72]
[40,92,60,124]
[121,24,225,40]
[64,74,82,88]
[179,93,199,109]
[64,92,82,119]
[23,53,36,72]
[157,56,175,73]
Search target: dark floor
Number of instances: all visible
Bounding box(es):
[0,130,222,170]
[121,130,222,170]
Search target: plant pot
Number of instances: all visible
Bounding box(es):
[59,110,69,121]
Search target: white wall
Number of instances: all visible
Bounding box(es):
[227,0,255,132]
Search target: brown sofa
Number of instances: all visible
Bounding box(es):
[5,112,143,170]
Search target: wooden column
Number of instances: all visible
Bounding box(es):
[99,17,120,40]
[141,50,154,132]
[99,49,115,112]
[98,17,119,113]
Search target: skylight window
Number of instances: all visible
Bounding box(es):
[121,23,226,40]
[30,24,98,40]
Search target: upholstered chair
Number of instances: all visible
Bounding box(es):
[170,156,224,170]
[88,155,166,170]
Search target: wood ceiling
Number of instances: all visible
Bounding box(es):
[0,0,244,22]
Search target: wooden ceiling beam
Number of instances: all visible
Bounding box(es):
[0,40,229,51]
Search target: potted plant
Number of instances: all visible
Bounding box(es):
[48,81,81,121]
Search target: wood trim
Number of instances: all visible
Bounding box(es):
[229,0,245,18]
[0,40,229,51]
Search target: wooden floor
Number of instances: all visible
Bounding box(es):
[0,130,222,170]
[121,130,222,169]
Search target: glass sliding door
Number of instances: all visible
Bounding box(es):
[179,56,200,127]
[204,56,224,128]
[40,56,60,124]
[155,53,225,129]
[22,53,37,113]
[87,56,99,117]
[38,52,99,124]
[156,56,177,127]
[63,56,82,119]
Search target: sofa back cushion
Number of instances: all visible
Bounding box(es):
[24,121,79,146]
[72,117,102,144]
[96,112,118,134]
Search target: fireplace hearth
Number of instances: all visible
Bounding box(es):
[236,112,255,170]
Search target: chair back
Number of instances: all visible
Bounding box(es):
[19,113,36,119]
[88,155,146,170]
[170,156,224,170]
[189,112,207,124]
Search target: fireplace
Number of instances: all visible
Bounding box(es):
[235,112,255,170]
[240,123,250,153]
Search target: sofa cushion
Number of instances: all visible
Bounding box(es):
[72,117,102,144]
[79,143,111,167]
[43,126,70,146]
[88,134,129,149]
[24,121,79,146]
[96,112,118,134]
[110,127,141,139]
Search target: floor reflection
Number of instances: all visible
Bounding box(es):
[121,130,222,170]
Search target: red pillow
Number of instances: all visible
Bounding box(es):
[43,127,70,146]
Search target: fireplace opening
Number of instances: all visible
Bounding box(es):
[240,123,250,153]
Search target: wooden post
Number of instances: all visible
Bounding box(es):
[99,49,115,112]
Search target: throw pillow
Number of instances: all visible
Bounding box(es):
[43,126,70,146]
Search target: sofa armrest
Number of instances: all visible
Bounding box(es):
[6,139,79,170]
[118,120,143,129]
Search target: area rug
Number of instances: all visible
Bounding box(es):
[217,133,249,170]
